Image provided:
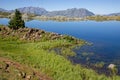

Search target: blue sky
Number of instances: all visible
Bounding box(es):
[0,0,120,14]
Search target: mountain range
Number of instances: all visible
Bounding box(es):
[0,7,94,18]
[44,8,94,18]
[0,7,120,17]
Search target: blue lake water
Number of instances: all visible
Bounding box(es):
[0,18,120,73]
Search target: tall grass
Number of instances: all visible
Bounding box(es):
[0,35,120,80]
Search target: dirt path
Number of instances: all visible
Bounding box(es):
[0,57,52,80]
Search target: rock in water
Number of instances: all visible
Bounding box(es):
[108,64,116,69]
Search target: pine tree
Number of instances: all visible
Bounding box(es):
[8,9,25,29]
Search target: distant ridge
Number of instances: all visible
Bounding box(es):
[108,13,120,16]
[0,7,95,17]
[0,8,8,12]
[44,8,94,18]
[17,7,48,15]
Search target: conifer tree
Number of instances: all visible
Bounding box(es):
[8,9,25,29]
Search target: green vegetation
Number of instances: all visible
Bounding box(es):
[8,9,25,29]
[0,25,120,80]
[95,62,105,68]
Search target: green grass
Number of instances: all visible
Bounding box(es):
[0,31,120,80]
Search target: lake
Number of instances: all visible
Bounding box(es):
[0,18,120,74]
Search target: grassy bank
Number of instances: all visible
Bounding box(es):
[0,26,120,80]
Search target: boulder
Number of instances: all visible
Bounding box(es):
[26,75,31,80]
[28,28,34,34]
[108,64,116,69]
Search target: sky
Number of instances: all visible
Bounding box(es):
[0,0,120,14]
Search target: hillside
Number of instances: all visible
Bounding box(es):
[0,25,120,80]
[0,57,51,80]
